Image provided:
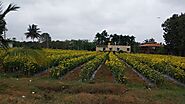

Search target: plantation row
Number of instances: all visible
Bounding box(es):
[0,48,97,76]
[0,48,127,83]
[106,53,126,83]
[1,48,185,86]
[116,53,185,84]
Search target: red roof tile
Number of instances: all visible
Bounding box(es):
[140,43,161,47]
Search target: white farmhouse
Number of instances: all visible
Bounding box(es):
[96,43,131,53]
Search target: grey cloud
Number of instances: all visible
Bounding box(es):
[2,0,185,42]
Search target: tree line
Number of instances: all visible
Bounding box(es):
[12,39,95,51]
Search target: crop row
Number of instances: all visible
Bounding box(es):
[47,51,96,67]
[1,48,96,76]
[80,52,108,82]
[117,53,164,85]
[3,48,48,75]
[105,52,126,83]
[51,53,98,79]
[125,54,185,83]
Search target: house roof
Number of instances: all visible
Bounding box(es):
[96,45,108,47]
[140,43,161,47]
[96,45,130,48]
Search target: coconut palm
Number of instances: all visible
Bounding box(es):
[0,2,20,48]
[25,24,41,42]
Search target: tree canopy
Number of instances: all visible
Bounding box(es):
[39,33,51,48]
[0,2,20,49]
[95,30,109,45]
[95,30,135,46]
[143,38,156,44]
[162,13,185,56]
[25,24,41,41]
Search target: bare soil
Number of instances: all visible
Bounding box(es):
[124,66,146,85]
[62,65,82,81]
[93,64,114,83]
[36,70,51,78]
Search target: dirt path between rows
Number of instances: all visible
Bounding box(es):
[34,69,51,78]
[62,65,82,81]
[124,66,146,85]
[93,64,114,83]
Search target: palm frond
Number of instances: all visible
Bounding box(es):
[1,3,20,19]
[0,2,3,14]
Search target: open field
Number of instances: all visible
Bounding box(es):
[0,48,185,104]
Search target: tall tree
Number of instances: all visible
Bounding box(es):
[39,33,51,48]
[144,38,156,43]
[110,34,119,45]
[95,30,109,45]
[162,13,185,56]
[25,24,41,42]
[0,2,19,48]
[95,32,101,45]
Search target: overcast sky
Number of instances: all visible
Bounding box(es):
[1,0,185,42]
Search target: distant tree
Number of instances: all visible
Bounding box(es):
[110,34,119,45]
[25,24,41,42]
[95,32,101,45]
[12,37,16,41]
[149,38,155,43]
[144,38,156,44]
[0,2,19,48]
[95,30,109,45]
[39,33,51,48]
[162,13,185,56]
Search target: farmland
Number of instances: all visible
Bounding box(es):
[0,48,185,104]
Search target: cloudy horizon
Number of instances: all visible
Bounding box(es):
[1,0,185,42]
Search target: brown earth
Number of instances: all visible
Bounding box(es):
[62,65,82,81]
[124,66,146,85]
[93,64,114,83]
[0,78,184,104]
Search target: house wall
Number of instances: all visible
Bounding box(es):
[96,47,105,51]
[96,45,131,53]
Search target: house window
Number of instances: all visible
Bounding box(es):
[117,48,120,51]
[127,48,130,51]
[103,48,105,51]
[109,48,112,51]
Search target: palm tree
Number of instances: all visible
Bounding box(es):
[25,24,41,42]
[0,2,20,48]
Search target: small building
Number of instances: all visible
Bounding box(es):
[96,43,131,53]
[139,43,162,54]
[0,42,13,48]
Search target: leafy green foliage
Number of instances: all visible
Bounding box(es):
[3,48,48,75]
[51,53,97,79]
[80,53,108,82]
[0,2,19,48]
[162,13,185,56]
[117,53,164,85]
[106,53,126,83]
